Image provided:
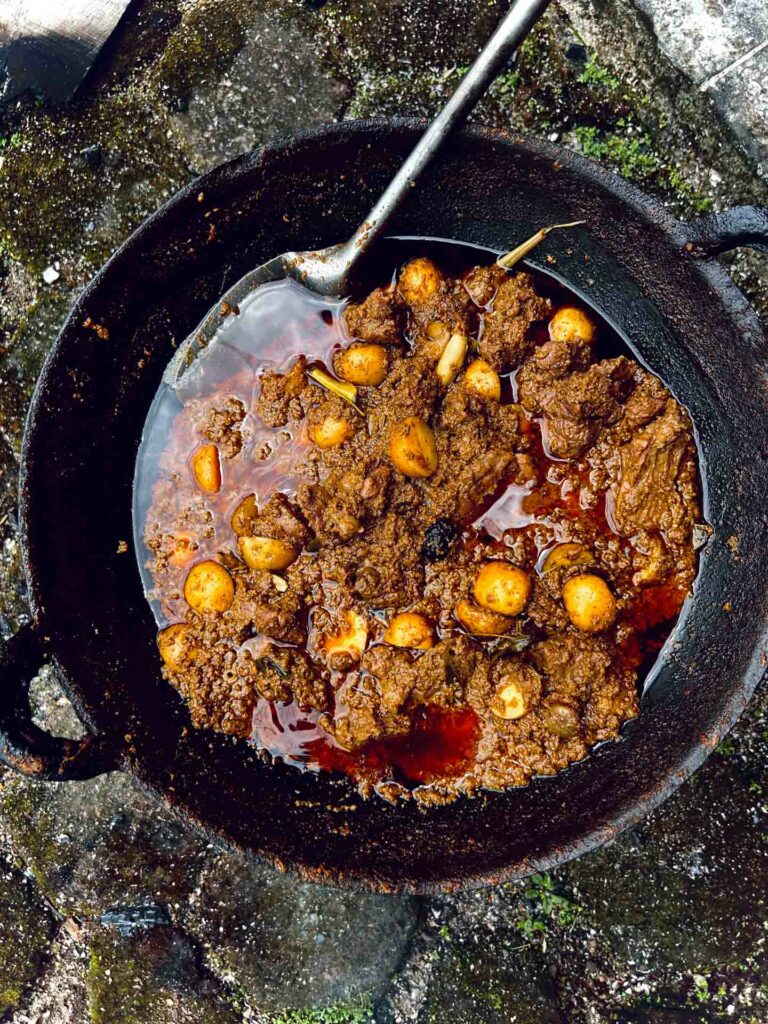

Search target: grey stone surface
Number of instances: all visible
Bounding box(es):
[0,769,211,917]
[171,4,351,174]
[0,1,767,1022]
[85,923,241,1024]
[632,0,768,173]
[379,888,564,1024]
[183,853,419,1012]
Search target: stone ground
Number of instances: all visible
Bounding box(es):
[0,1,767,1021]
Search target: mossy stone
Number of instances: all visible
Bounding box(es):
[0,858,57,1015]
[564,685,768,980]
[86,923,240,1024]
[0,773,210,917]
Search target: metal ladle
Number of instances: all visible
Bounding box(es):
[166,0,552,384]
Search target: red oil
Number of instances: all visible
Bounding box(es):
[135,249,696,794]
[253,697,480,786]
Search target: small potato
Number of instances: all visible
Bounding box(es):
[238,536,299,572]
[389,417,438,478]
[157,623,191,672]
[324,610,368,663]
[454,598,512,636]
[541,700,581,739]
[491,680,526,720]
[562,573,617,633]
[398,257,443,308]
[184,560,235,613]
[231,494,258,536]
[308,414,355,449]
[169,531,198,568]
[334,343,389,386]
[384,612,435,650]
[542,542,592,574]
[473,562,531,617]
[464,358,501,400]
[549,306,596,345]
[191,443,221,493]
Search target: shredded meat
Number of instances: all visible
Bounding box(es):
[201,396,246,458]
[144,257,701,806]
[343,286,404,344]
[478,272,552,370]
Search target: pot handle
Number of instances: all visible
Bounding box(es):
[0,623,112,781]
[684,205,768,257]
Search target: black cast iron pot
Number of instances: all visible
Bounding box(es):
[2,120,768,893]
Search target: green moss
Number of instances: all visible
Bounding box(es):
[488,69,520,103]
[152,0,248,102]
[516,872,583,934]
[716,736,737,757]
[573,123,714,214]
[578,58,620,90]
[691,974,710,1004]
[0,986,23,1010]
[267,995,374,1024]
[0,86,187,271]
[574,124,661,180]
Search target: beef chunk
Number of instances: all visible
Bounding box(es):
[343,286,404,344]
[249,492,311,544]
[250,645,327,710]
[613,399,697,544]
[535,336,592,381]
[297,477,363,544]
[478,272,552,371]
[425,385,521,519]
[330,508,426,608]
[166,619,253,737]
[529,357,634,459]
[237,571,305,643]
[531,632,612,701]
[297,463,392,546]
[201,396,246,458]
[328,637,478,750]
[329,651,412,749]
[366,351,441,439]
[255,357,307,428]
[463,264,507,307]
[620,373,669,433]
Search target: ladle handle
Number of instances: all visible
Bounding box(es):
[341,0,552,275]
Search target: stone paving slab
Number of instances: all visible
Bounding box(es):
[633,0,768,173]
[0,2,767,1022]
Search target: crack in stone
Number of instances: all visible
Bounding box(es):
[699,38,768,92]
